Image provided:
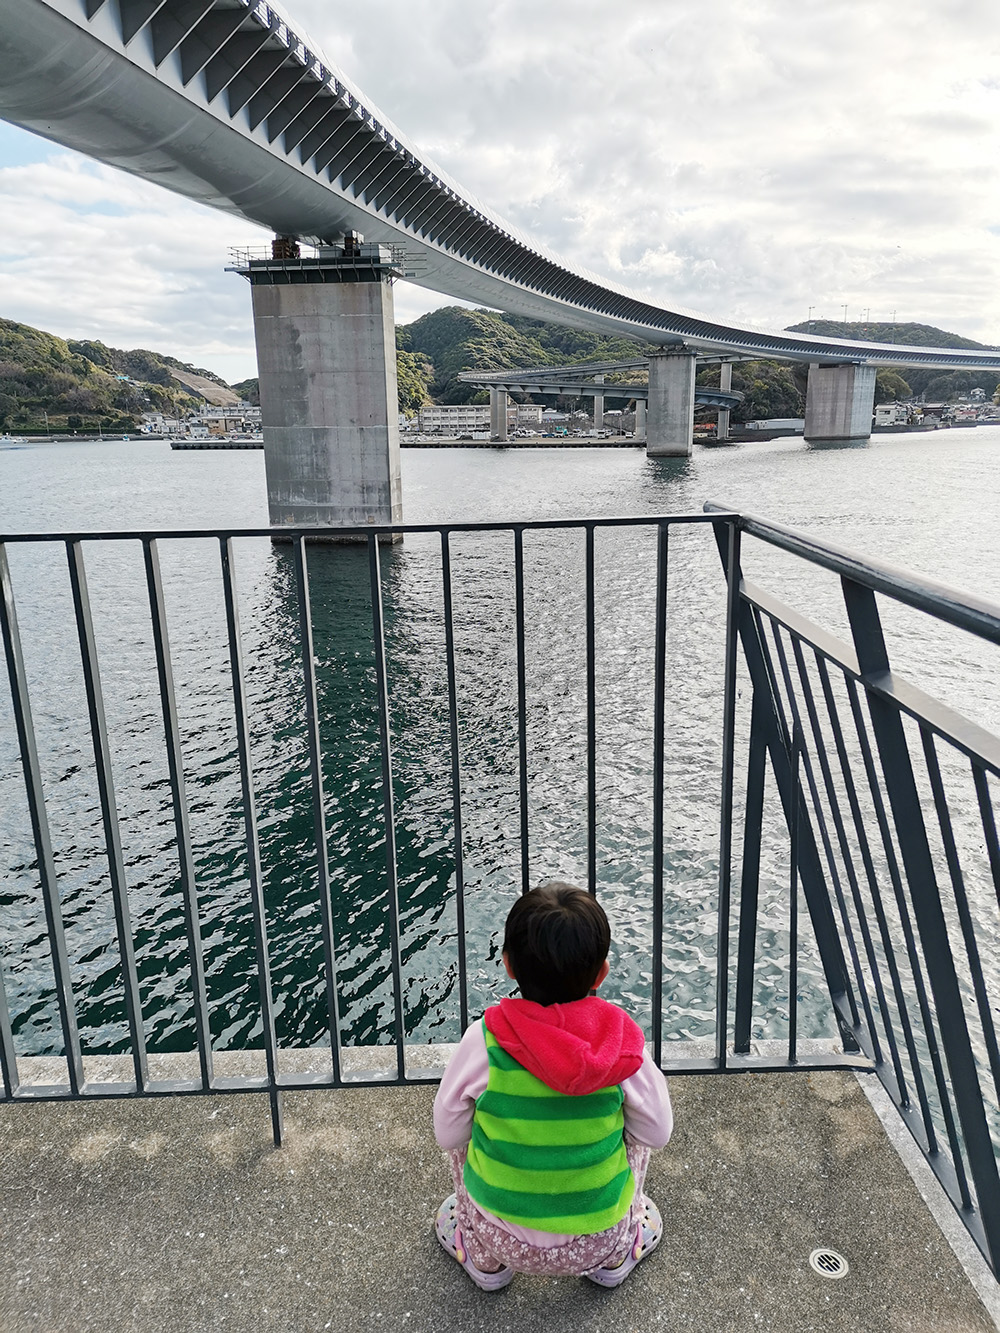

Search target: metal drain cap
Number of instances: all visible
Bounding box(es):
[809,1248,849,1279]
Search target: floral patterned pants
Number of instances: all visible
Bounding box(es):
[447,1142,652,1277]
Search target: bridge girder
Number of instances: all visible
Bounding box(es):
[2,0,999,372]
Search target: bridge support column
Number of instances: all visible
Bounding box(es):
[240,241,402,537]
[717,363,732,441]
[647,350,697,457]
[634,400,646,441]
[490,387,509,441]
[804,363,876,446]
[593,373,604,433]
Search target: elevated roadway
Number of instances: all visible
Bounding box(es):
[3,0,999,523]
[3,0,1000,373]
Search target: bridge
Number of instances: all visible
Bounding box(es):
[3,0,1000,528]
[459,358,745,443]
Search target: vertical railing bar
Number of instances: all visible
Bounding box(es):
[0,966,17,1098]
[715,520,740,1070]
[291,537,342,1083]
[844,676,942,1156]
[651,521,669,1067]
[66,539,147,1091]
[440,531,469,1032]
[733,695,767,1054]
[768,620,868,1033]
[788,635,888,1067]
[513,527,530,894]
[788,722,801,1064]
[924,743,1000,1110]
[219,537,282,1144]
[143,538,213,1090]
[843,580,990,1227]
[367,533,406,1081]
[0,541,84,1094]
[815,655,913,1108]
[711,529,857,1049]
[972,764,1000,912]
[585,523,597,897]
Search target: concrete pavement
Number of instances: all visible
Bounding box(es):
[0,1069,995,1333]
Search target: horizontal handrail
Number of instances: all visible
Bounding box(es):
[0,512,736,544]
[705,501,1000,646]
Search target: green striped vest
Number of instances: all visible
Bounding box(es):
[464,1020,634,1234]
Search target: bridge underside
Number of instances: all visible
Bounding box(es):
[5,0,1000,372]
[466,356,744,452]
[3,0,999,520]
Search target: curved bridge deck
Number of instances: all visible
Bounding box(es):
[3,0,1000,372]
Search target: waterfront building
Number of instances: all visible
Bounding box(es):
[418,403,491,433]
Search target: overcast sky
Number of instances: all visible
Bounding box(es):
[1,0,998,383]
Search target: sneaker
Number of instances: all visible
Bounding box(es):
[585,1198,662,1288]
[435,1194,515,1291]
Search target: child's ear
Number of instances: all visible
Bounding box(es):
[593,959,610,989]
[502,951,517,981]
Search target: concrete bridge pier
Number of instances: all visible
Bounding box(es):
[490,386,509,441]
[803,363,877,446]
[717,363,733,442]
[593,373,605,433]
[635,399,647,441]
[647,349,697,456]
[242,239,403,538]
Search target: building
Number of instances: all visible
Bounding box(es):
[515,404,543,425]
[418,403,491,434]
[188,403,262,435]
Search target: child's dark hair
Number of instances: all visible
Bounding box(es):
[503,881,610,1005]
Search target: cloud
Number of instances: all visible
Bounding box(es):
[1,0,1000,381]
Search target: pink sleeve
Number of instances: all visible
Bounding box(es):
[433,1021,490,1150]
[621,1050,673,1149]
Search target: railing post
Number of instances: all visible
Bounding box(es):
[715,520,741,1067]
[712,524,858,1047]
[842,576,1000,1268]
[733,695,767,1053]
[0,542,84,1094]
[367,534,406,1081]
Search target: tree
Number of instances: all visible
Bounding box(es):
[696,360,803,424]
[395,350,434,414]
[874,370,912,404]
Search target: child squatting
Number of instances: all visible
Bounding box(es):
[433,880,673,1290]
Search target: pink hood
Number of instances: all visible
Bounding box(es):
[484,996,645,1096]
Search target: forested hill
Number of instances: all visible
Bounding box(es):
[0,317,237,432]
[397,307,655,404]
[785,319,996,352]
[4,309,994,434]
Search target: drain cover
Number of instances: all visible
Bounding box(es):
[809,1248,850,1279]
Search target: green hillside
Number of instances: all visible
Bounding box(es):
[3,309,991,435]
[397,306,655,404]
[0,319,232,433]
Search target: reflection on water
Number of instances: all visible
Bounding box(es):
[2,430,1000,1058]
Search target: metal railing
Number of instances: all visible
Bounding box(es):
[2,510,1000,1273]
[705,502,1000,1275]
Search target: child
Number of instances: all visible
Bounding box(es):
[433,880,673,1290]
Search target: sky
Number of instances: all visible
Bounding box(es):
[0,0,998,384]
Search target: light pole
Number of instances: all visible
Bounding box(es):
[807,305,814,329]
[842,304,849,325]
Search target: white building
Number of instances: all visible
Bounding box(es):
[418,403,491,433]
